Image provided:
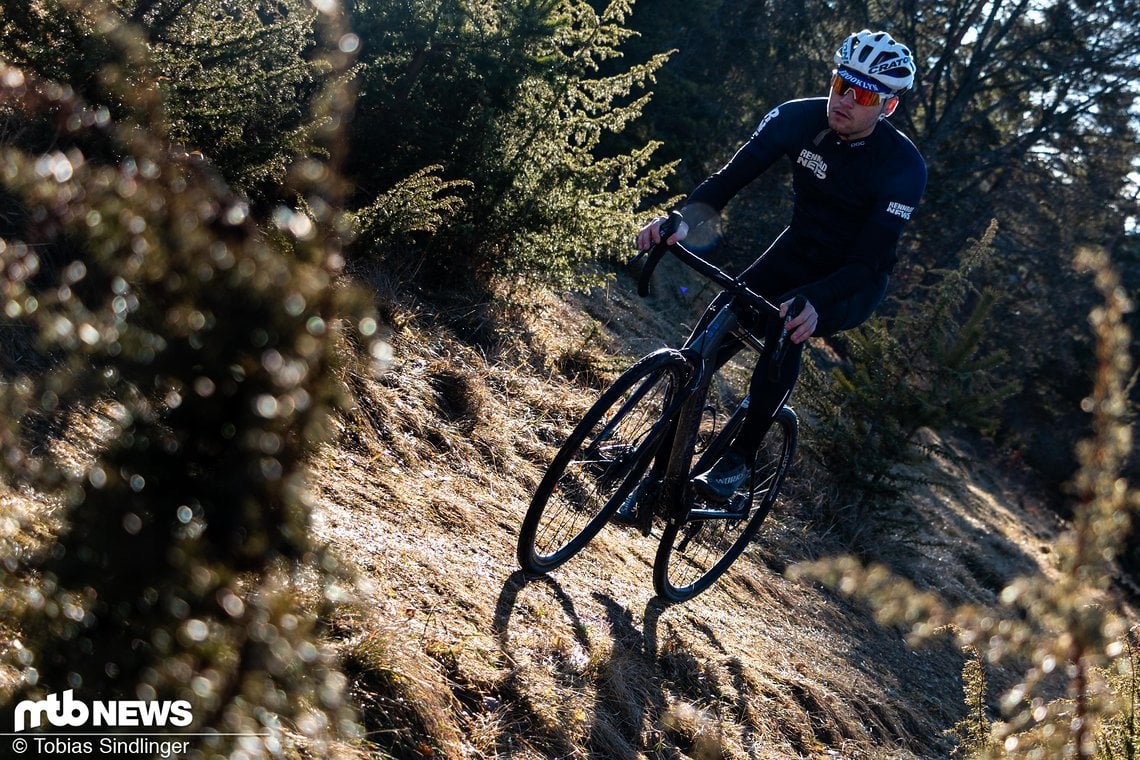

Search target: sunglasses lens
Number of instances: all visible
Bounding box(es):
[831,75,883,106]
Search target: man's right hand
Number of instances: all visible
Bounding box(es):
[636,215,689,251]
[780,297,818,344]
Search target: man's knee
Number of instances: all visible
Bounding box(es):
[817,276,889,336]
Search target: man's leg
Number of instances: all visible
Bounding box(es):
[689,233,804,502]
[691,272,887,501]
[690,335,800,502]
[734,323,802,451]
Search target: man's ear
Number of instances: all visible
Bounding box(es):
[882,96,899,117]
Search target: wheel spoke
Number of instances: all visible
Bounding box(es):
[517,352,688,574]
[654,407,796,602]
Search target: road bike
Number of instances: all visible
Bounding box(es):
[516,212,800,603]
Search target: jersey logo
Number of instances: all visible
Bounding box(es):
[796,149,827,180]
[751,107,779,138]
[887,201,915,220]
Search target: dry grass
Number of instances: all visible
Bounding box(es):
[3,259,1132,758]
[304,260,1132,759]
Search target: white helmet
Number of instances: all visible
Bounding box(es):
[834,30,916,94]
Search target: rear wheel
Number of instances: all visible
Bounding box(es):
[517,350,690,574]
[652,406,797,603]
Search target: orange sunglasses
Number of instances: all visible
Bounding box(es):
[830,73,891,107]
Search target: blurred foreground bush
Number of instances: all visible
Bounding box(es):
[0,2,379,755]
[793,248,1137,758]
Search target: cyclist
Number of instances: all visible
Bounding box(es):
[636,29,927,502]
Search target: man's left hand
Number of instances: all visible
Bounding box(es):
[781,298,818,344]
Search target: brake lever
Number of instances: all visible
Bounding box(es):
[766,294,806,381]
[636,210,685,298]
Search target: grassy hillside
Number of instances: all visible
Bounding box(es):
[0,250,1131,758]
[0,5,1135,756]
[309,258,1117,759]
[0,248,1126,756]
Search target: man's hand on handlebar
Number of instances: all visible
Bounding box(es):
[636,215,690,251]
[781,297,818,344]
[633,213,815,345]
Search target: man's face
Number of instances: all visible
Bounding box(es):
[827,73,897,141]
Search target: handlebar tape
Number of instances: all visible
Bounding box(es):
[636,210,685,298]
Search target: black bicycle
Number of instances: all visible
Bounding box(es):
[517,212,799,603]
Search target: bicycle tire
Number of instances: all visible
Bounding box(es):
[517,349,691,575]
[652,405,797,603]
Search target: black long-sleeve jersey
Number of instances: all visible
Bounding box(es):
[682,97,927,311]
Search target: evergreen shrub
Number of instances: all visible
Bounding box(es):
[798,220,1019,527]
[0,3,380,754]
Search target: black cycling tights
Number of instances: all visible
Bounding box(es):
[712,315,802,453]
[712,228,888,454]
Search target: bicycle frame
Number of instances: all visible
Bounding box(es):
[517,217,802,599]
[633,215,801,525]
[656,299,737,518]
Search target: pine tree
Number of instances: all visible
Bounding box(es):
[463,0,674,292]
[349,0,675,294]
[1099,628,1140,760]
[799,219,1019,515]
[146,0,324,196]
[947,646,999,758]
[792,248,1138,759]
[0,0,324,200]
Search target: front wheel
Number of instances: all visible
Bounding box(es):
[652,405,797,603]
[517,350,691,575]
